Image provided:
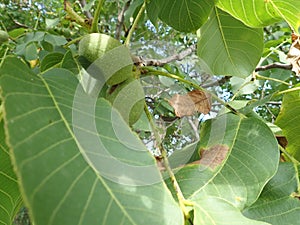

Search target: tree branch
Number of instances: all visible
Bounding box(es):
[115,0,131,40]
[201,76,231,88]
[7,13,28,28]
[255,63,292,72]
[133,44,196,66]
[64,1,91,30]
[79,0,93,19]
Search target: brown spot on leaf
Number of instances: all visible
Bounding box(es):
[168,90,211,117]
[287,33,300,76]
[199,145,229,170]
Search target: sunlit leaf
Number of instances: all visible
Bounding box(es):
[217,0,300,33]
[275,84,300,161]
[197,8,263,77]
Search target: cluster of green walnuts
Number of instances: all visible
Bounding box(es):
[78,33,144,126]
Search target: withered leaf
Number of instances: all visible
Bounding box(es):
[199,145,229,170]
[287,33,300,76]
[168,90,211,117]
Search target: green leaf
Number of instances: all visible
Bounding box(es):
[172,114,279,208]
[168,142,199,169]
[195,114,279,209]
[275,84,300,161]
[217,0,300,33]
[40,52,64,72]
[61,50,80,74]
[0,56,183,225]
[44,33,67,46]
[193,196,270,225]
[230,76,259,96]
[238,93,276,116]
[171,114,279,224]
[23,32,45,43]
[25,42,38,61]
[243,163,300,224]
[45,18,60,29]
[197,8,263,77]
[41,40,54,52]
[154,0,215,32]
[8,28,27,39]
[0,120,22,225]
[218,100,249,116]
[124,0,143,24]
[145,0,160,26]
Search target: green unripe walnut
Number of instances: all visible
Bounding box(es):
[106,78,144,125]
[0,30,9,44]
[78,33,132,85]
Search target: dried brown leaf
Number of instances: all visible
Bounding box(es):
[287,33,300,76]
[168,90,211,117]
[199,145,229,170]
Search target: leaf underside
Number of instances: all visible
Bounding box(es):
[197,8,264,78]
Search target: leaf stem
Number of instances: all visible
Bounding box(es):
[279,145,300,165]
[124,2,146,47]
[231,80,253,101]
[64,36,84,47]
[65,1,91,29]
[0,47,9,68]
[143,67,242,117]
[34,11,41,30]
[143,103,190,218]
[255,73,290,86]
[91,0,105,33]
[276,86,300,95]
[0,103,3,122]
[143,102,162,146]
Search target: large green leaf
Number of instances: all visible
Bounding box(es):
[193,114,279,208]
[0,57,183,225]
[0,120,22,225]
[275,84,300,161]
[243,163,300,224]
[193,196,269,225]
[197,8,263,77]
[173,114,279,224]
[172,114,279,208]
[217,0,300,33]
[148,0,215,32]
